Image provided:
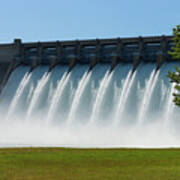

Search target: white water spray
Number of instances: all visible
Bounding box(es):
[164,83,175,122]
[46,72,71,124]
[68,71,92,124]
[138,70,160,124]
[0,62,180,148]
[26,72,50,121]
[90,70,112,123]
[6,71,32,120]
[114,70,136,124]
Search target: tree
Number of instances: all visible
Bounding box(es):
[168,25,180,106]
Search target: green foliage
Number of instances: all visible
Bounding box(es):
[168,25,180,106]
[169,25,180,60]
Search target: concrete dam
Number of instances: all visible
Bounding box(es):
[0,35,180,148]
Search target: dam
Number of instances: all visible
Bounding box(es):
[0,35,180,148]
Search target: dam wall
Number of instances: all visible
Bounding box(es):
[0,35,174,92]
[0,39,22,90]
[1,35,180,148]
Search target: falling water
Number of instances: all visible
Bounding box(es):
[50,65,89,124]
[6,71,31,120]
[68,71,92,124]
[26,70,50,121]
[90,72,109,123]
[0,62,180,148]
[69,64,110,124]
[114,70,136,124]
[164,83,175,121]
[0,66,31,108]
[46,71,70,124]
[138,69,160,124]
[90,71,113,124]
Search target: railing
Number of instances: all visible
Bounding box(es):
[11,35,172,66]
[0,35,174,69]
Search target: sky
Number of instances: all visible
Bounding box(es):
[0,0,180,43]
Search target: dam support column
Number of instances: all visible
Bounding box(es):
[110,55,119,72]
[90,39,102,70]
[133,37,144,72]
[50,41,61,70]
[76,40,81,62]
[89,55,97,70]
[0,39,23,93]
[30,42,42,71]
[157,36,168,70]
[110,38,123,72]
[133,55,141,72]
[0,63,13,93]
[69,55,77,71]
[49,56,57,70]
[117,38,123,61]
[30,57,39,71]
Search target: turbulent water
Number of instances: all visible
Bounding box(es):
[0,62,180,148]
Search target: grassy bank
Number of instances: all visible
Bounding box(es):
[0,148,180,180]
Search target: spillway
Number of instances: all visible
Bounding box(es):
[0,61,180,148]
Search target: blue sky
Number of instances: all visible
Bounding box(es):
[0,0,180,43]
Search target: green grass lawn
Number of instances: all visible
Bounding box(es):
[0,148,180,180]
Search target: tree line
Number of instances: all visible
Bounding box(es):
[168,25,180,106]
